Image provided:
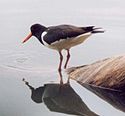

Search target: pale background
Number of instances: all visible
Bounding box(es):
[0,0,125,116]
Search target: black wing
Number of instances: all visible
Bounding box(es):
[43,25,94,45]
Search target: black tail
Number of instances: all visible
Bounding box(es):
[81,26,104,34]
[92,27,105,33]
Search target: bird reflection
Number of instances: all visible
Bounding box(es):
[23,78,98,116]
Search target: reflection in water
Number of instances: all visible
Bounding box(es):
[23,79,98,116]
[82,83,125,113]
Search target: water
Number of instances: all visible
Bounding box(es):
[0,0,125,115]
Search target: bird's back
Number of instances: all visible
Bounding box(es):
[43,25,91,45]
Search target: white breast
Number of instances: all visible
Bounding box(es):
[41,31,92,51]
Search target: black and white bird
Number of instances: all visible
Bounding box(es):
[23,24,104,72]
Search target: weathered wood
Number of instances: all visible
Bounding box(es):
[67,55,125,112]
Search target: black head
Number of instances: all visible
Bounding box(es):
[31,24,47,38]
[22,24,47,43]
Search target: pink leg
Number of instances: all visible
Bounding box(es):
[64,49,70,69]
[58,51,63,72]
[58,51,63,84]
[58,70,63,84]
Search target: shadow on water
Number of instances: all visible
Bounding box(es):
[23,79,98,116]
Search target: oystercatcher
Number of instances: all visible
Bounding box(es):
[23,24,104,72]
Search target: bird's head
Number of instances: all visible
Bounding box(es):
[22,24,47,43]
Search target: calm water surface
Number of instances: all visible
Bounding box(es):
[0,0,125,116]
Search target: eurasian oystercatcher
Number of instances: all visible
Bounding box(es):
[23,24,104,72]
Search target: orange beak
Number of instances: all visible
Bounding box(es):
[22,32,32,43]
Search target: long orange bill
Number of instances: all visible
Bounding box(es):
[22,32,32,43]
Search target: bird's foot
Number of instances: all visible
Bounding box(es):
[60,79,63,85]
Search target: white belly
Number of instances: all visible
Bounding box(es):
[45,32,91,51]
